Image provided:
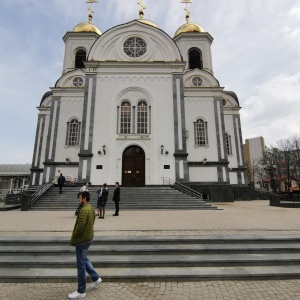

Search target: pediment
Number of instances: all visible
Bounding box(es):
[88,21,182,62]
[183,69,220,88]
[55,69,86,88]
[222,92,239,107]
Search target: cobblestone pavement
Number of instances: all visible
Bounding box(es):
[1,280,300,300]
[1,201,300,299]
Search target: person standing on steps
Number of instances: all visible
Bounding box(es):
[112,182,120,216]
[80,183,89,192]
[99,183,108,219]
[58,173,66,194]
[68,191,102,299]
[96,184,103,217]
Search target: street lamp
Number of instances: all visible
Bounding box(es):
[263,163,277,194]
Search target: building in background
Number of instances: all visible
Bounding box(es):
[243,136,265,187]
[0,164,31,195]
[30,1,246,201]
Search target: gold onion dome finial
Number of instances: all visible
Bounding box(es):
[136,0,160,28]
[73,22,102,35]
[73,0,102,35]
[174,0,204,37]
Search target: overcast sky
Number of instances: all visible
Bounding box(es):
[0,0,299,164]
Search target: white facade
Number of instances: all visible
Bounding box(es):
[30,18,246,201]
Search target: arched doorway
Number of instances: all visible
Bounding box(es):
[122,146,145,187]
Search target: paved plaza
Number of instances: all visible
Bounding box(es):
[1,200,300,299]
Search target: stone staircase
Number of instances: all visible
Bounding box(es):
[32,186,217,211]
[1,235,300,282]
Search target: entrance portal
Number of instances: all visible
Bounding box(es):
[122,146,145,187]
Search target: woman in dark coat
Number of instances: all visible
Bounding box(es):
[99,183,108,219]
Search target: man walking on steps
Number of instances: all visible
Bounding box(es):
[112,181,120,216]
[58,173,65,194]
[68,191,102,299]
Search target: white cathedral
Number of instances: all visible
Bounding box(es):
[30,1,246,201]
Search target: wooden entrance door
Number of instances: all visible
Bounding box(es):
[122,146,145,187]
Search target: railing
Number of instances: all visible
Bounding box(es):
[0,195,23,210]
[30,178,55,208]
[162,177,203,200]
[0,188,28,196]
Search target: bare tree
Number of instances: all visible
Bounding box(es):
[290,135,300,189]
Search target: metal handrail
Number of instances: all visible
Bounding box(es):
[162,177,203,200]
[31,178,55,207]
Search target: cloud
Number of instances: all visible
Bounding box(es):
[1,0,300,163]
[241,72,300,145]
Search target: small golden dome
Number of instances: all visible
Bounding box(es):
[73,22,102,35]
[137,19,160,29]
[174,22,204,37]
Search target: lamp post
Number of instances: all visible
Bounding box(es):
[263,163,276,194]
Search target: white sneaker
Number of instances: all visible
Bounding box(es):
[90,277,102,289]
[68,291,86,299]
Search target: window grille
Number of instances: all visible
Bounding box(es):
[194,119,207,146]
[123,37,147,58]
[120,101,131,134]
[137,101,148,134]
[67,119,80,146]
[226,133,232,155]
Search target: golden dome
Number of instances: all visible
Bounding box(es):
[137,19,160,29]
[73,22,102,35]
[174,22,204,37]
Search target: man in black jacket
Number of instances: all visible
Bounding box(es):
[112,182,120,216]
[58,173,66,194]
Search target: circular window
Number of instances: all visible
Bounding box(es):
[73,77,84,87]
[222,99,227,106]
[123,37,147,58]
[192,77,203,86]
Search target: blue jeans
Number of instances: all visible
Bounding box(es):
[75,242,99,293]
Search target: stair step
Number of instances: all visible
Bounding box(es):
[2,265,300,282]
[32,186,216,211]
[1,253,300,268]
[1,235,300,282]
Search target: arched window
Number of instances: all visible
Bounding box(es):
[194,119,208,146]
[188,48,203,70]
[120,101,131,134]
[225,133,232,155]
[75,49,87,69]
[137,101,148,134]
[66,119,81,146]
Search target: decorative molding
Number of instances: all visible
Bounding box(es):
[185,98,213,103]
[61,98,83,104]
[99,76,172,82]
[116,135,151,140]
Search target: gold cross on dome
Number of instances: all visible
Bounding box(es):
[86,0,98,23]
[180,0,192,22]
[137,0,146,19]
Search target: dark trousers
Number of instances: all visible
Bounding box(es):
[114,201,119,215]
[58,184,63,194]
